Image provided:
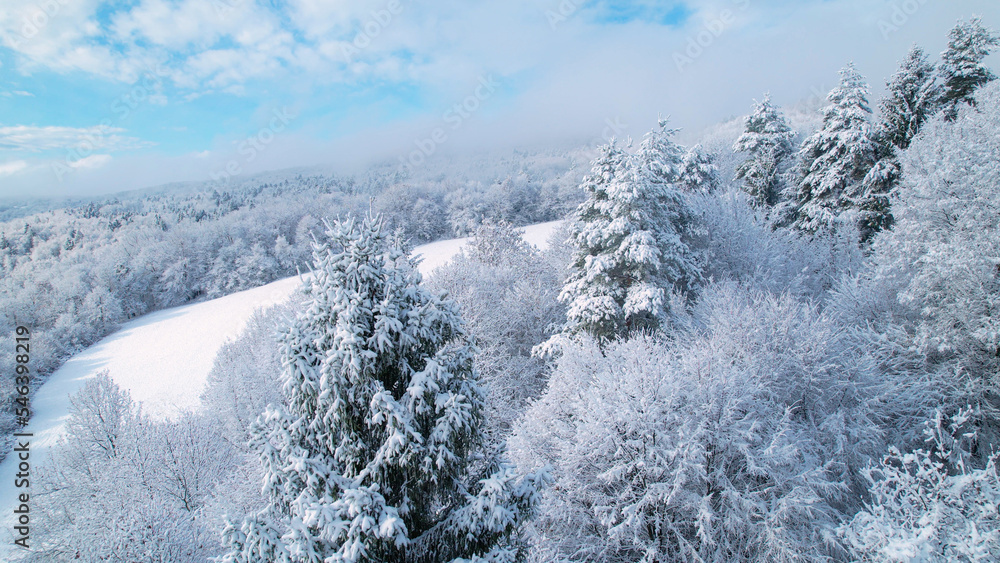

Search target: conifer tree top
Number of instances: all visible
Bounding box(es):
[879,44,940,151]
[222,214,545,563]
[795,63,876,234]
[551,121,701,345]
[733,94,794,156]
[733,94,796,207]
[940,17,999,118]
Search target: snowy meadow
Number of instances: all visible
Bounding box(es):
[1,12,1000,563]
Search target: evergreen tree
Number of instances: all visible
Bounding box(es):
[856,154,897,246]
[557,122,701,343]
[858,46,941,245]
[939,17,999,121]
[221,215,545,563]
[679,144,719,193]
[733,94,795,207]
[795,63,877,235]
[879,45,941,152]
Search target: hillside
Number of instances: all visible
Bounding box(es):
[0,220,562,556]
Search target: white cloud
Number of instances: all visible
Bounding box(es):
[68,154,112,169]
[0,160,28,176]
[285,0,370,40]
[0,125,153,152]
[1,0,1000,200]
[2,0,998,103]
[0,0,125,78]
[112,0,229,48]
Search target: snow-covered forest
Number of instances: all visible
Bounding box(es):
[0,152,585,445]
[6,16,1000,563]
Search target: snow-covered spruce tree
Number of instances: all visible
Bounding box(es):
[679,144,719,193]
[733,94,796,207]
[939,17,999,121]
[221,215,545,563]
[857,45,941,245]
[795,63,877,236]
[880,45,941,153]
[556,123,702,343]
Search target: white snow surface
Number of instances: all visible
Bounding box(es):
[0,220,562,551]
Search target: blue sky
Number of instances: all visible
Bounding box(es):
[0,0,998,198]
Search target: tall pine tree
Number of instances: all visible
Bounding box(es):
[556,122,701,343]
[795,63,876,235]
[939,17,999,121]
[733,94,795,207]
[858,45,940,245]
[221,215,545,563]
[879,45,941,152]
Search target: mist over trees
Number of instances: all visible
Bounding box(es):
[0,153,586,457]
[18,16,1000,563]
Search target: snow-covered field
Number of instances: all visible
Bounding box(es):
[0,220,562,552]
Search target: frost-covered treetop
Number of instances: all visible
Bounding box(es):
[795,62,876,234]
[222,214,544,563]
[940,16,999,119]
[879,44,940,151]
[824,62,873,128]
[680,144,720,194]
[733,94,795,157]
[552,121,702,345]
[733,94,796,206]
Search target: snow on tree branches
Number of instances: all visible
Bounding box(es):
[513,284,891,563]
[679,144,720,194]
[879,45,941,153]
[874,81,1000,386]
[733,94,795,207]
[840,409,1000,562]
[795,63,877,237]
[553,122,702,345]
[221,214,545,563]
[857,46,940,245]
[939,17,999,121]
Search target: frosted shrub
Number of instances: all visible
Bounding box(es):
[512,283,893,562]
[841,409,1000,562]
